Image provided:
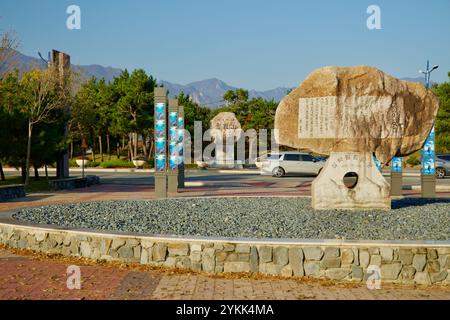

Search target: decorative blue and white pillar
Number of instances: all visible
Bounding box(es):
[420,60,438,198]
[390,156,403,196]
[154,87,168,198]
[167,99,179,193]
[177,105,185,188]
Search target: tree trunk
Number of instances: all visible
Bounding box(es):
[106,134,111,160]
[34,165,40,181]
[116,142,120,159]
[0,162,5,181]
[149,140,154,162]
[134,132,138,158]
[92,135,96,163]
[21,163,26,183]
[45,164,49,180]
[25,121,33,186]
[122,136,125,150]
[142,133,148,161]
[131,112,138,158]
[98,135,104,162]
[70,141,74,159]
[128,138,134,161]
[129,133,135,159]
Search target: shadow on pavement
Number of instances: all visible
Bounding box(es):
[100,174,253,184]
[392,197,450,209]
[186,174,249,182]
[5,194,53,203]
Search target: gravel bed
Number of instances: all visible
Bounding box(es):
[12,197,450,241]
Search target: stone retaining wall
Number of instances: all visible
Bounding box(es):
[0,185,26,202]
[0,223,448,286]
[49,175,100,191]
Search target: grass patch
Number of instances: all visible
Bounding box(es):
[0,176,58,193]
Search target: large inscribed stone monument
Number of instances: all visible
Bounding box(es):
[275,66,439,210]
[210,112,243,167]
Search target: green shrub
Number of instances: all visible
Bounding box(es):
[143,163,154,169]
[69,159,78,167]
[406,156,420,167]
[87,161,100,168]
[99,159,135,168]
[69,159,100,168]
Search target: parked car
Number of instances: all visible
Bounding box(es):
[255,153,277,168]
[436,154,450,179]
[314,155,329,162]
[260,152,326,177]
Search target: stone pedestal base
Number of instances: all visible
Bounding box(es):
[167,172,178,193]
[312,152,391,210]
[390,171,403,196]
[154,174,167,199]
[421,175,436,198]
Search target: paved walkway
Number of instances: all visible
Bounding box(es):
[1,248,449,300]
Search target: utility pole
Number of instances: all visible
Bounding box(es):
[52,50,71,179]
[420,61,439,198]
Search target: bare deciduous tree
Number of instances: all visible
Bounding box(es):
[0,30,20,181]
[0,30,20,73]
[20,67,71,186]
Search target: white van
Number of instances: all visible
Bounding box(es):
[259,152,326,177]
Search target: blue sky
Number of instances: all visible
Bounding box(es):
[1,0,449,90]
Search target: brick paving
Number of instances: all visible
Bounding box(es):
[0,248,449,300]
[0,251,126,300]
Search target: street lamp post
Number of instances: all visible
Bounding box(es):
[420,60,439,198]
[80,139,88,180]
[420,61,439,89]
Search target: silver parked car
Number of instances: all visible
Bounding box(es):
[436,154,450,179]
[260,152,326,177]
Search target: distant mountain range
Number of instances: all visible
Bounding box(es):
[0,49,123,84]
[1,50,433,109]
[160,78,291,108]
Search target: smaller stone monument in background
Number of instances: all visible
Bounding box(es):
[210,112,243,168]
[275,66,439,210]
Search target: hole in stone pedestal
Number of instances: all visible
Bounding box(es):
[343,172,358,189]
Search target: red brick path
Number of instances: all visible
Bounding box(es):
[1,249,449,300]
